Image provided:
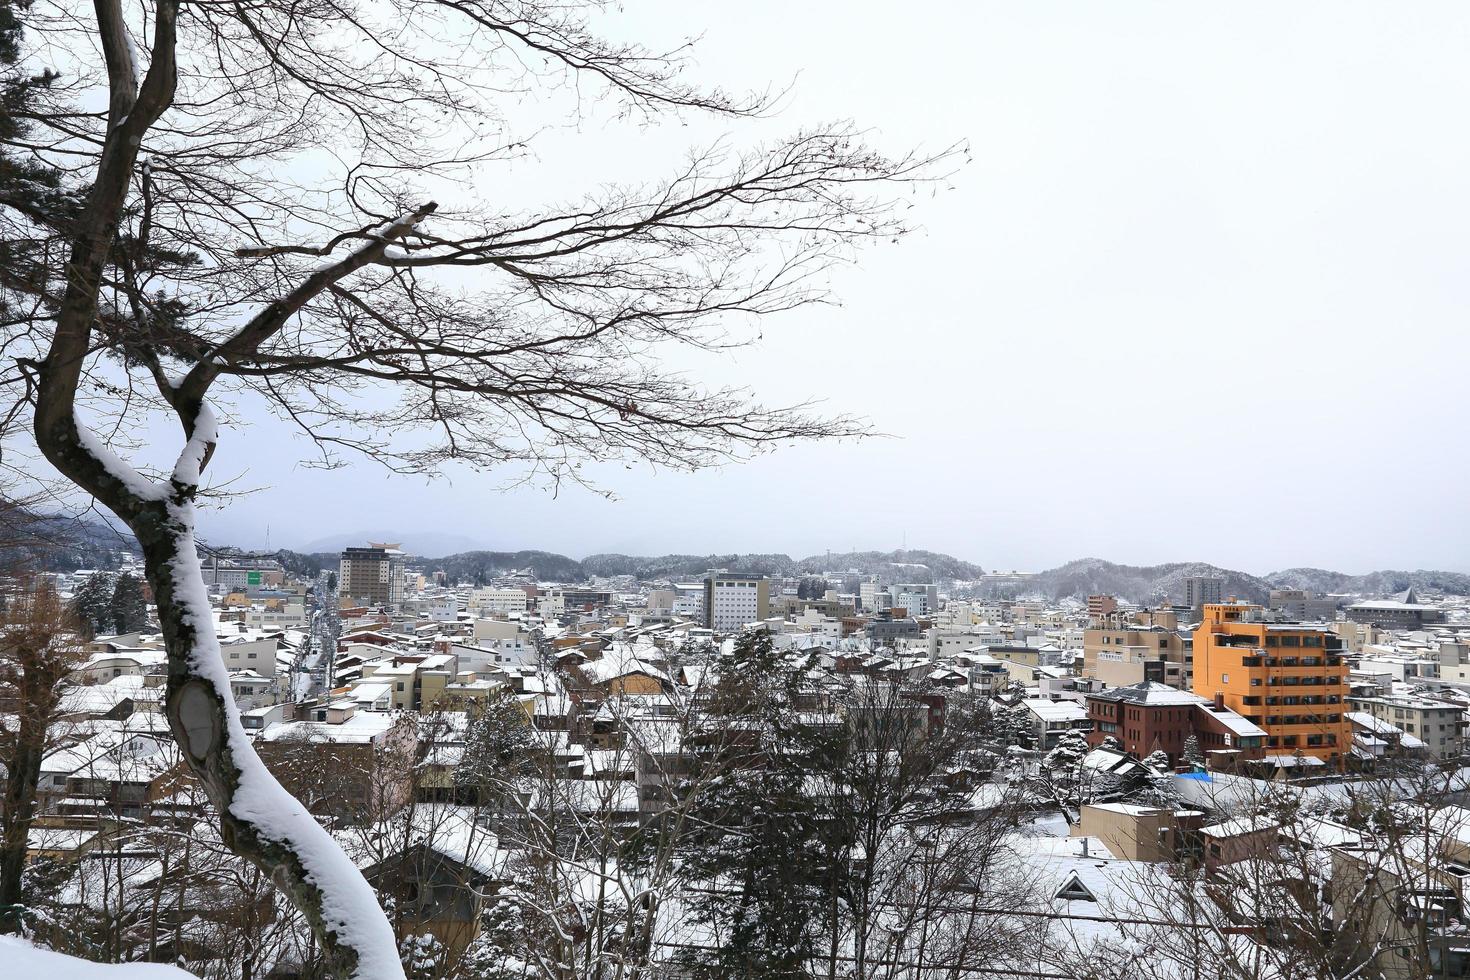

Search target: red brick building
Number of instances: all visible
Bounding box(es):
[1087,681,1267,765]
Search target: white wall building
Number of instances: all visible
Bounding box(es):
[673,584,707,622]
[468,588,530,617]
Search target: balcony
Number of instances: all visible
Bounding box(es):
[1264,714,1344,729]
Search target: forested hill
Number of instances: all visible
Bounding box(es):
[1028,559,1470,603]
[579,549,986,583]
[1267,567,1470,596]
[419,550,588,583]
[0,510,138,571]
[1027,559,1275,604]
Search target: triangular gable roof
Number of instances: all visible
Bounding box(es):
[1054,870,1097,903]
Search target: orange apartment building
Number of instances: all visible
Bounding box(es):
[1192,603,1350,764]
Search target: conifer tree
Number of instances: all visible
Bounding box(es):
[1182,734,1205,769]
[676,630,829,977]
[67,572,115,639]
[0,0,72,252]
[108,571,147,634]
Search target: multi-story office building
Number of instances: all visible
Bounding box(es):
[1268,589,1338,622]
[1087,595,1119,620]
[339,543,405,610]
[1183,576,1223,611]
[1345,588,1446,629]
[672,584,706,622]
[539,588,613,616]
[468,587,530,617]
[894,583,938,616]
[704,571,770,633]
[206,558,285,591]
[1345,694,1463,760]
[1082,608,1191,688]
[1192,603,1350,763]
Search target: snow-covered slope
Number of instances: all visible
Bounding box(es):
[0,937,200,978]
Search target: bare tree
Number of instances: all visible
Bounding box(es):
[1,0,957,972]
[0,575,84,929]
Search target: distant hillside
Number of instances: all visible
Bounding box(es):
[426,550,587,583]
[0,509,138,572]
[301,530,492,556]
[272,549,328,578]
[580,549,985,583]
[1029,558,1273,605]
[795,549,985,582]
[1268,567,1470,596]
[580,553,794,580]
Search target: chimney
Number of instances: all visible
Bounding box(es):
[1081,837,1089,857]
[1214,692,1224,710]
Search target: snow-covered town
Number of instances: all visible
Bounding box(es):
[5,0,1470,977]
[6,547,1470,979]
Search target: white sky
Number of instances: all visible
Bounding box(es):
[185,1,1470,572]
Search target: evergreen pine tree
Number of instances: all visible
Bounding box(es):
[1140,748,1177,806]
[1182,734,1205,769]
[675,630,830,977]
[1,0,73,237]
[1142,747,1172,772]
[67,573,115,639]
[108,572,147,634]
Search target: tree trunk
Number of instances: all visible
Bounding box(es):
[123,492,403,979]
[0,697,46,925]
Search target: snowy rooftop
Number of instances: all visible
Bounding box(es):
[259,713,401,744]
[1088,681,1206,707]
[1200,815,1280,838]
[1021,698,1088,722]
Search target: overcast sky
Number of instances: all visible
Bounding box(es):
[183,1,1470,573]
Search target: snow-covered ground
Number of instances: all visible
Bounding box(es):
[0,937,200,978]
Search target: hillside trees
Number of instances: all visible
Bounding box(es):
[0,0,956,973]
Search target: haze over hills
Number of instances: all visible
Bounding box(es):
[1267,567,1470,597]
[299,530,494,557]
[579,549,986,583]
[7,510,1470,600]
[1025,559,1277,605]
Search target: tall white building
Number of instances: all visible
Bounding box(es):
[895,583,938,616]
[704,571,771,633]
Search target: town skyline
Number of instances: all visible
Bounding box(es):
[194,516,1470,578]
